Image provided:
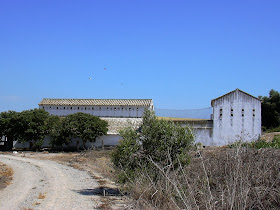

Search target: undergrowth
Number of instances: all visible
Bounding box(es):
[114,147,280,209]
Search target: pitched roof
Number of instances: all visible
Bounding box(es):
[39,98,153,107]
[211,89,260,106]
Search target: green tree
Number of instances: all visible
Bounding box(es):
[47,116,71,150]
[259,89,280,129]
[17,109,49,150]
[64,112,108,149]
[112,109,195,181]
[0,111,20,150]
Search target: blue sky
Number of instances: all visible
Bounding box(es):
[0,0,279,112]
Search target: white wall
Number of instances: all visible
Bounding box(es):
[39,105,148,118]
[212,91,261,145]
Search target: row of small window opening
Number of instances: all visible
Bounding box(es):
[219,108,256,117]
[42,106,139,111]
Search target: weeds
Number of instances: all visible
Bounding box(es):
[116,147,280,209]
[0,162,14,190]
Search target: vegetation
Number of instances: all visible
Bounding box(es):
[0,111,20,149]
[63,112,108,149]
[0,110,108,150]
[259,89,280,130]
[16,109,50,150]
[112,109,195,182]
[229,135,280,149]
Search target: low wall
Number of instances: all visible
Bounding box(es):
[13,134,122,150]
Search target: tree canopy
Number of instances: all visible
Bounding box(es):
[259,89,280,129]
[63,112,108,148]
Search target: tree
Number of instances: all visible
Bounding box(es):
[47,116,71,150]
[17,109,49,150]
[259,89,280,129]
[0,111,20,150]
[112,109,195,181]
[64,112,108,149]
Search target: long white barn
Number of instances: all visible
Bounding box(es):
[38,98,154,118]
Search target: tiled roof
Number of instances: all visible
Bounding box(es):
[39,98,153,107]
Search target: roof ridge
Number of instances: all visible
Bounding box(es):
[211,89,260,105]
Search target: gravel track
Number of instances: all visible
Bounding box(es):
[0,154,101,210]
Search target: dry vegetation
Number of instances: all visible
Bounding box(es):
[7,146,280,209]
[0,161,14,190]
[123,147,280,209]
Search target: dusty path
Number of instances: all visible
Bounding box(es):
[0,154,101,210]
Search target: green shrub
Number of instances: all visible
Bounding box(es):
[112,109,195,182]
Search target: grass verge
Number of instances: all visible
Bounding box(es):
[0,161,14,190]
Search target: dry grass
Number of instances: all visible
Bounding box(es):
[38,192,47,199]
[121,147,280,209]
[0,161,14,190]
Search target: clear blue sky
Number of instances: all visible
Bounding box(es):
[0,0,279,112]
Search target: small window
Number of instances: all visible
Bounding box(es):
[137,108,139,111]
[114,107,116,111]
[78,107,79,110]
[71,107,72,110]
[43,107,44,109]
[99,107,101,110]
[50,107,52,109]
[57,107,59,109]
[107,107,109,110]
[122,108,123,110]
[92,107,94,110]
[64,107,65,109]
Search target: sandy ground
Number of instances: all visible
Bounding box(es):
[0,153,130,210]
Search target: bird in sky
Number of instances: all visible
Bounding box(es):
[89,77,92,80]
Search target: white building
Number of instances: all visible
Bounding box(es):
[21,98,154,150]
[211,89,261,145]
[38,98,154,118]
[12,90,261,150]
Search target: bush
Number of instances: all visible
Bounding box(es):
[229,136,280,149]
[112,109,195,182]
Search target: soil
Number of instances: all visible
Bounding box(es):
[0,152,132,209]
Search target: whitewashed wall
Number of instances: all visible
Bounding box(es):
[212,90,261,145]
[180,120,213,146]
[39,105,147,118]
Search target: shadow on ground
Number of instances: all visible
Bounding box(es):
[74,187,124,196]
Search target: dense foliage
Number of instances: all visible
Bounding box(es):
[63,112,108,149]
[112,109,195,182]
[0,110,108,150]
[259,89,280,129]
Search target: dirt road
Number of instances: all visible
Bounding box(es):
[0,154,101,209]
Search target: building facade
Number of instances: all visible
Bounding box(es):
[12,90,261,150]
[211,89,261,145]
[38,99,154,118]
